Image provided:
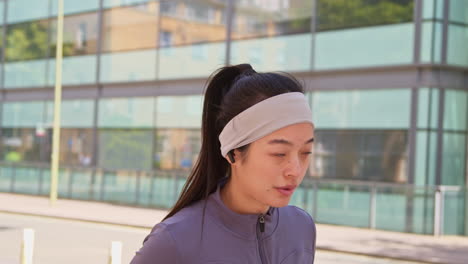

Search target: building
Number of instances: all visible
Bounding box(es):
[0,0,466,236]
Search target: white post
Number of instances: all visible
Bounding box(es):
[109,241,122,264]
[434,188,444,236]
[21,228,35,264]
[369,185,377,229]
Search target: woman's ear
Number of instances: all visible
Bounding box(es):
[227,151,235,164]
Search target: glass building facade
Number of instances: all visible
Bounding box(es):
[0,0,466,235]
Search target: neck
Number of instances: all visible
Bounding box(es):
[220,175,269,215]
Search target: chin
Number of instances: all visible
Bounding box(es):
[269,198,291,208]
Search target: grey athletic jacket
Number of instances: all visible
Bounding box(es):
[131,186,316,264]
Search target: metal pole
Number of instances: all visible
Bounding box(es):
[50,0,64,205]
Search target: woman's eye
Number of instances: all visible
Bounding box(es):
[302,152,312,156]
[272,153,286,157]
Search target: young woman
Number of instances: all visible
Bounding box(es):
[131,64,316,263]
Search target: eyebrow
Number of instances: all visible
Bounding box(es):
[267,138,314,146]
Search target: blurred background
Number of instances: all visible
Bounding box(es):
[0,0,466,238]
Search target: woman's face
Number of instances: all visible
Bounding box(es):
[230,122,314,211]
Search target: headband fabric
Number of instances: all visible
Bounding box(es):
[219,92,313,157]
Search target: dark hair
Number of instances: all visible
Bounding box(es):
[163,64,304,220]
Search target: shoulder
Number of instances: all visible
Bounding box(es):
[279,205,316,237]
[131,223,180,263]
[131,201,206,264]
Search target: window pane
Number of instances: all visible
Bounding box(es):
[1,128,46,162]
[98,129,153,170]
[312,89,411,129]
[59,128,94,166]
[98,97,155,128]
[232,0,311,39]
[444,90,468,131]
[422,0,444,20]
[158,43,225,80]
[417,87,439,130]
[102,2,158,52]
[447,24,468,67]
[155,96,202,128]
[311,130,408,182]
[230,34,311,72]
[441,133,466,186]
[421,22,443,64]
[3,102,45,127]
[4,59,48,88]
[157,0,228,79]
[7,0,49,24]
[50,12,99,57]
[48,55,97,85]
[154,129,201,170]
[415,131,437,186]
[104,0,152,9]
[315,23,413,69]
[6,20,49,62]
[45,100,95,128]
[100,49,156,82]
[230,0,310,72]
[449,0,468,24]
[317,0,413,31]
[51,0,99,16]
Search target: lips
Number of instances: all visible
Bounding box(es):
[274,185,297,196]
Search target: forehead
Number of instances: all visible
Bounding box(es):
[257,123,314,145]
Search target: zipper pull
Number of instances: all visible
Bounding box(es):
[259,214,265,233]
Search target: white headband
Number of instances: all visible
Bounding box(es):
[219,92,314,157]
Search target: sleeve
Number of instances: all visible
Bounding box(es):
[130,224,180,264]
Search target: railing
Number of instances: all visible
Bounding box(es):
[0,162,466,236]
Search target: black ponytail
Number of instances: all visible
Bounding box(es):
[163,64,303,220]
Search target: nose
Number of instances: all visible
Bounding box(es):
[285,154,302,178]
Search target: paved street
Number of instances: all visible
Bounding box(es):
[0,212,425,264]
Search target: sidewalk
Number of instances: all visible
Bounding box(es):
[0,192,467,264]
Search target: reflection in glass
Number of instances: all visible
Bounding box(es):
[154,129,201,170]
[317,0,413,31]
[102,2,158,52]
[312,89,411,129]
[444,90,468,131]
[45,100,95,128]
[6,20,49,61]
[155,96,202,128]
[2,101,45,127]
[157,0,227,78]
[100,49,157,82]
[449,0,468,24]
[7,0,49,24]
[1,128,46,163]
[59,129,94,166]
[98,97,155,128]
[50,12,99,57]
[232,0,312,39]
[4,59,48,88]
[447,25,468,67]
[315,23,413,69]
[159,0,227,46]
[441,133,466,186]
[98,129,153,171]
[311,130,408,183]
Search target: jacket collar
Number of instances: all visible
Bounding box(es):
[206,184,279,240]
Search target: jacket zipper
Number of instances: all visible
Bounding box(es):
[257,214,267,264]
